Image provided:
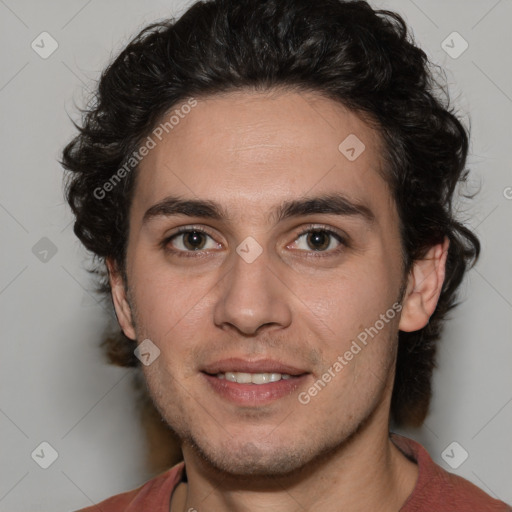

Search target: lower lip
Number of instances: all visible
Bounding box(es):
[202,373,308,406]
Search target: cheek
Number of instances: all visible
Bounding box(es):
[130,253,209,329]
[303,261,398,333]
[129,262,218,372]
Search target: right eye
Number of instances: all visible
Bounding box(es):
[162,227,222,256]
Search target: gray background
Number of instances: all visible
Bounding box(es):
[0,0,511,510]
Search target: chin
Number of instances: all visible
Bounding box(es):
[190,439,313,477]
[182,426,354,481]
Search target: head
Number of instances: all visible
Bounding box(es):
[62,0,479,476]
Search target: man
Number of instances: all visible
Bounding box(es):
[61,0,511,510]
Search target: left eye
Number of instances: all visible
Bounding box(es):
[292,229,344,252]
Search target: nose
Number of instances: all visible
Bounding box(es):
[213,245,292,336]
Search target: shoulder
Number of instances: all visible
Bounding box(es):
[391,433,511,512]
[73,461,185,512]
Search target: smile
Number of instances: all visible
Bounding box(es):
[216,372,292,384]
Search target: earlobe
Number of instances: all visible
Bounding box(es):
[106,258,137,340]
[398,237,450,333]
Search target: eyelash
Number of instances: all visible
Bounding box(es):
[161,224,348,259]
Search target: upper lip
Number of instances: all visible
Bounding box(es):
[202,358,308,376]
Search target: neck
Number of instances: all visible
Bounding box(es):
[171,407,418,512]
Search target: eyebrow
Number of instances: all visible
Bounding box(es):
[142,193,375,226]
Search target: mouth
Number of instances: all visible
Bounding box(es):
[215,371,293,384]
[201,358,309,405]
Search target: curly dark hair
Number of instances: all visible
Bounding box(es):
[61,0,480,427]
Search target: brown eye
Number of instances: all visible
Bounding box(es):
[293,228,345,254]
[163,227,221,256]
[180,231,207,251]
[306,230,331,251]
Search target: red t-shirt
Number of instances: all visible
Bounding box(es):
[75,433,511,511]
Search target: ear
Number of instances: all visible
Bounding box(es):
[398,237,450,333]
[106,257,137,340]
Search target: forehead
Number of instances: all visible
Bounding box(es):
[132,89,393,225]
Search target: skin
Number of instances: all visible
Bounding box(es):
[108,88,449,512]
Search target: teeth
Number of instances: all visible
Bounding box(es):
[216,372,292,384]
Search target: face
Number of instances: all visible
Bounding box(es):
[111,89,414,477]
